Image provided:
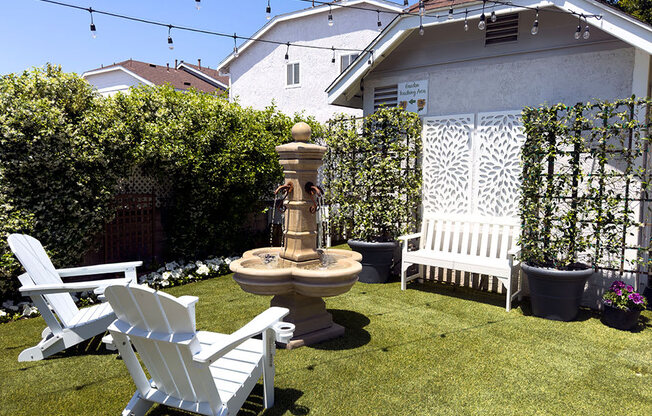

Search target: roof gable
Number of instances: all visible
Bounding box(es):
[216,0,404,71]
[327,0,652,107]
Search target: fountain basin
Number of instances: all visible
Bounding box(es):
[230,248,362,298]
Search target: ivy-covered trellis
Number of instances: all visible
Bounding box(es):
[520,97,652,284]
[323,108,422,243]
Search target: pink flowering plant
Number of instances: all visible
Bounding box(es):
[602,280,648,311]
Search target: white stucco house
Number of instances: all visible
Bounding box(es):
[216,0,404,122]
[327,0,652,304]
[82,59,229,96]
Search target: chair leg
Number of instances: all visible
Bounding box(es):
[401,260,408,290]
[262,329,275,409]
[505,279,512,313]
[18,333,65,362]
[122,392,153,416]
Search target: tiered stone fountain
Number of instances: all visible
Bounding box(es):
[230,122,362,348]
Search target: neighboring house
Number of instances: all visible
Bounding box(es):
[216,0,404,122]
[327,0,652,303]
[82,59,229,96]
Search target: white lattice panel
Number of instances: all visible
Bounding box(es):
[475,111,526,217]
[422,114,474,214]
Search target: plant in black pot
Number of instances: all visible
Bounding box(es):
[324,107,421,283]
[601,280,647,330]
[520,104,595,321]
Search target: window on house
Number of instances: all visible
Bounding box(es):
[485,13,519,45]
[286,62,300,86]
[373,84,398,111]
[340,54,359,72]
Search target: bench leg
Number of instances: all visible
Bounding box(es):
[401,260,409,290]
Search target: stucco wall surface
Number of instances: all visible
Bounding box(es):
[363,10,635,115]
[229,6,396,122]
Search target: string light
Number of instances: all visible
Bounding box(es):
[419,13,424,36]
[266,0,271,20]
[285,42,290,62]
[531,8,539,35]
[419,1,425,17]
[195,0,201,11]
[583,22,590,39]
[88,7,96,39]
[478,1,486,30]
[367,49,373,65]
[328,5,333,26]
[574,14,582,39]
[404,0,408,6]
[490,10,497,23]
[448,1,454,20]
[167,25,174,50]
[331,46,335,64]
[233,33,239,57]
[377,10,382,30]
[464,9,468,31]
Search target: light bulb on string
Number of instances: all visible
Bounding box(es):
[285,42,290,63]
[583,24,590,39]
[89,8,96,39]
[377,10,382,30]
[531,9,539,35]
[419,14,424,36]
[419,1,425,17]
[368,50,373,65]
[266,0,271,20]
[490,10,496,23]
[195,0,201,11]
[233,34,239,58]
[464,9,468,31]
[167,25,174,50]
[478,1,486,30]
[404,0,408,6]
[328,6,333,26]
[331,47,335,64]
[574,15,582,39]
[448,4,454,20]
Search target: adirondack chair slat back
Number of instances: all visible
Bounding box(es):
[419,214,520,260]
[105,284,221,409]
[8,234,79,326]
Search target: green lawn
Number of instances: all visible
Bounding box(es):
[1,271,650,415]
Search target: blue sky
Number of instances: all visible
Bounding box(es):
[1,0,382,75]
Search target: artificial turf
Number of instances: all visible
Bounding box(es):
[1,262,650,415]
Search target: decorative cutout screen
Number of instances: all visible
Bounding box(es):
[422,111,525,217]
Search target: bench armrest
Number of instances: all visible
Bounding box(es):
[397,233,422,242]
[20,277,133,296]
[507,247,521,257]
[193,307,289,366]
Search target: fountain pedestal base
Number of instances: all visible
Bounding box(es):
[271,293,344,349]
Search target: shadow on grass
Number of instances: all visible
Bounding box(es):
[409,280,517,311]
[144,385,308,416]
[48,332,116,359]
[308,309,371,351]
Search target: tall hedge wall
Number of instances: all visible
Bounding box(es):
[0,64,321,301]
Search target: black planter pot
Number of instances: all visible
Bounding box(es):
[348,240,398,284]
[643,285,652,311]
[522,263,593,322]
[601,304,641,331]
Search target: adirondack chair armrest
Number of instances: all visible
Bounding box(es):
[193,307,290,366]
[19,278,130,296]
[56,261,143,279]
[507,247,521,257]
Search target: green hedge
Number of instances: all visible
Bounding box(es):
[0,65,321,302]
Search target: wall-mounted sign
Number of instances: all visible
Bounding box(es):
[398,80,428,114]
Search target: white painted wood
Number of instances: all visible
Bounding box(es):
[399,216,522,311]
[105,284,292,416]
[7,234,141,362]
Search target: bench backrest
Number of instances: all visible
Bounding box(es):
[419,214,520,260]
[8,234,79,326]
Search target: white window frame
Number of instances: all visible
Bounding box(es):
[286,61,301,88]
[340,53,359,73]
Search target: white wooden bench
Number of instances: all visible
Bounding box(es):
[399,214,522,312]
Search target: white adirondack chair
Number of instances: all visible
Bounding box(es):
[104,283,294,416]
[8,234,141,362]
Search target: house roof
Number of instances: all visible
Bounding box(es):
[216,0,405,72]
[176,61,229,89]
[327,0,652,108]
[82,59,227,94]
